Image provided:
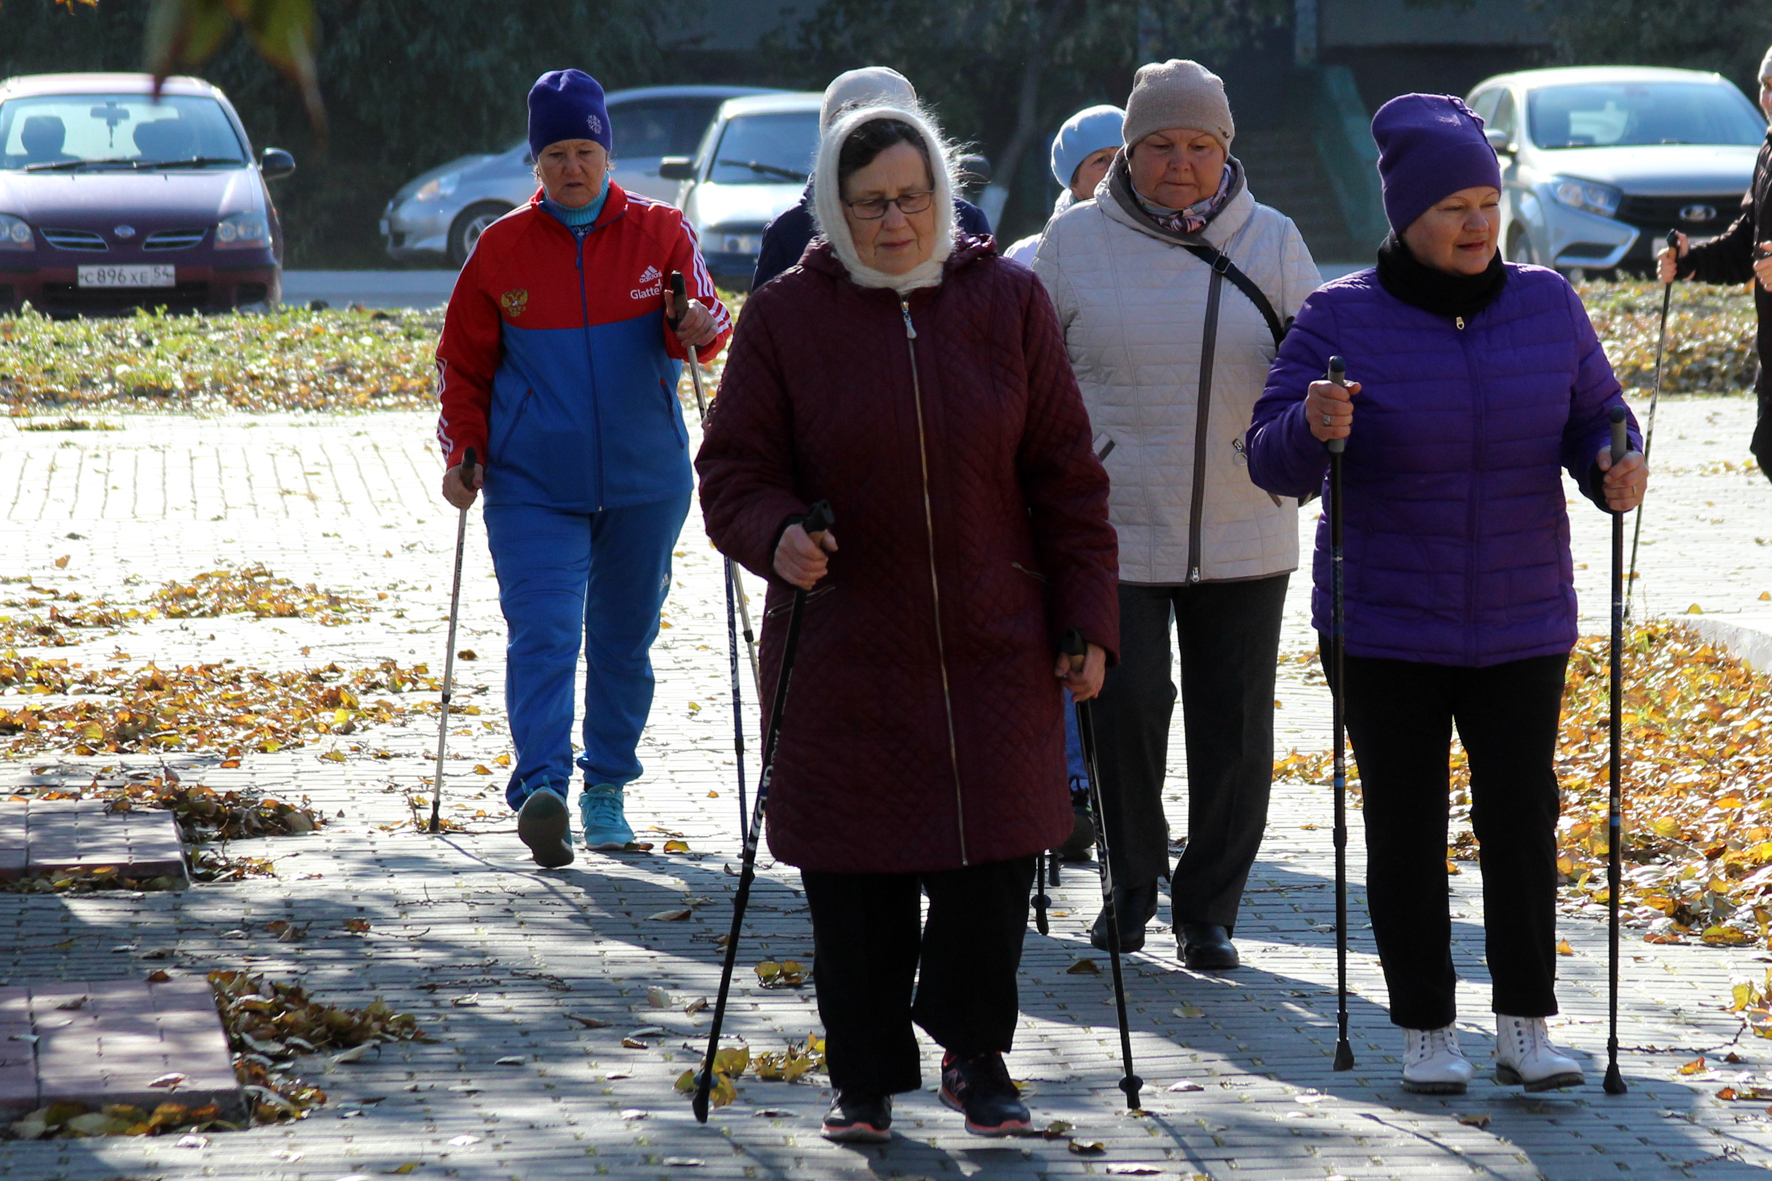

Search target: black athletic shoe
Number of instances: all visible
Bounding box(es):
[1058,799,1096,861]
[821,1090,892,1143]
[1090,880,1160,953]
[1177,921,1239,971]
[516,788,574,869]
[939,1051,1031,1137]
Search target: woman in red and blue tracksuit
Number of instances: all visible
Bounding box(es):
[435,69,731,867]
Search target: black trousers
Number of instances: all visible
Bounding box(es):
[1090,574,1288,930]
[801,856,1036,1095]
[1334,649,1567,1030]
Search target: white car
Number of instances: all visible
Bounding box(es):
[659,91,823,289]
[1467,66,1765,276]
[382,85,780,266]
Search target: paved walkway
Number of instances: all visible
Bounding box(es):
[0,397,1770,1180]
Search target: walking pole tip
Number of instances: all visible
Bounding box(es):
[1604,1063,1627,1095]
[1333,1040,1355,1072]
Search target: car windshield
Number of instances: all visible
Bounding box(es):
[707,111,817,185]
[1527,82,1765,149]
[0,93,247,171]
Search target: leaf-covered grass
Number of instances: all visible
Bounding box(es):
[1576,278,1758,396]
[0,292,750,417]
[0,305,443,416]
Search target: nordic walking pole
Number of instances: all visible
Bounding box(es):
[671,273,759,842]
[1605,404,1630,1097]
[693,501,834,1124]
[1033,848,1050,935]
[1063,629,1143,1112]
[671,273,763,697]
[1625,229,1678,620]
[430,446,477,835]
[1325,356,1355,1073]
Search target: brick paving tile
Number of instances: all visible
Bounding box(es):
[1,800,187,884]
[0,400,1768,1179]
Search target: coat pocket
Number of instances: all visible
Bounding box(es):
[489,388,535,464]
[659,379,688,448]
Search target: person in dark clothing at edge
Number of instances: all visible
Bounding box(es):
[749,67,991,291]
[1247,93,1647,1096]
[1659,44,1772,478]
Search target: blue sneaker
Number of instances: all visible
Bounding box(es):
[580,783,635,850]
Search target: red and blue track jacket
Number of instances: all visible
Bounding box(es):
[436,184,732,512]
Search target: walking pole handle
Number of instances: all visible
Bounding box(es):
[1061,627,1086,672]
[668,271,689,331]
[802,499,834,544]
[1325,356,1348,455]
[461,446,477,483]
[1610,405,1628,465]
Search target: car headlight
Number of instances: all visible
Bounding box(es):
[1550,177,1621,218]
[414,173,461,202]
[0,213,32,251]
[215,210,270,249]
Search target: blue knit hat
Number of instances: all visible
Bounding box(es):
[528,69,612,160]
[1050,104,1125,189]
[1371,94,1502,235]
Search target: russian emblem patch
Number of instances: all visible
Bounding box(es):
[500,289,528,318]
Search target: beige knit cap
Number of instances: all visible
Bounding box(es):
[1122,59,1234,151]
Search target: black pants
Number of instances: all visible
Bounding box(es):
[801,856,1036,1095]
[1334,649,1567,1029]
[1090,574,1288,930]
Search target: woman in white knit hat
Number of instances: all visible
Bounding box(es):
[1032,59,1320,971]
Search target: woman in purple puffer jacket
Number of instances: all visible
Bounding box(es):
[1245,94,1647,1097]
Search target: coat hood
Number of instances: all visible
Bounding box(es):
[811,102,956,294]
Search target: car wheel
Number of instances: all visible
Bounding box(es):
[1506,226,1536,265]
[449,202,512,267]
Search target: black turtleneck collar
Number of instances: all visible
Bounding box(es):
[1375,234,1508,323]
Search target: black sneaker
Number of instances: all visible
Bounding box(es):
[516,788,574,868]
[822,1090,891,1143]
[939,1051,1030,1137]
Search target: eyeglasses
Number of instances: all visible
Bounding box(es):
[842,190,934,220]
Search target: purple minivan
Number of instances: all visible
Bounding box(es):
[0,72,293,316]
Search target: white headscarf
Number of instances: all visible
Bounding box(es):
[812,103,956,294]
[1762,43,1772,82]
[819,67,917,134]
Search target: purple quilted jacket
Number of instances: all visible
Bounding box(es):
[1245,264,1638,667]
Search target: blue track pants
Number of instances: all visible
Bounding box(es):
[484,491,691,810]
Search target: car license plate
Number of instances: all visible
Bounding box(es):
[77,265,175,289]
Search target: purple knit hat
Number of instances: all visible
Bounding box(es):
[1371,94,1502,235]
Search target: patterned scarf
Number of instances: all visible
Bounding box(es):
[1134,162,1234,235]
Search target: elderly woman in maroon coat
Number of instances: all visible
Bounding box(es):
[697,101,1118,1143]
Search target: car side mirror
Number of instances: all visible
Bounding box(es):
[957,153,993,186]
[1484,128,1514,156]
[260,147,296,180]
[658,157,697,182]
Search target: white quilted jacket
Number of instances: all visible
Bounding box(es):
[1032,171,1321,584]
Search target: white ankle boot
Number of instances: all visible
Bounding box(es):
[1402,1025,1474,1094]
[1493,1015,1584,1091]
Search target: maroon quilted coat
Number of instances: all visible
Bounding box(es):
[696,236,1119,874]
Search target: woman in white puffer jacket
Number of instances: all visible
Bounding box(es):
[1031,59,1320,971]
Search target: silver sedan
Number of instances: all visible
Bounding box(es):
[382,85,779,266]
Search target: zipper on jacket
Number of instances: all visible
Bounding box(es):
[1455,316,1466,330]
[900,295,969,866]
[1458,327,1484,665]
[574,238,605,510]
[1186,269,1226,583]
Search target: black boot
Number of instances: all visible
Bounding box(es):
[1089,880,1159,953]
[1177,921,1239,971]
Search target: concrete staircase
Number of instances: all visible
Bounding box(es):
[1235,124,1365,265]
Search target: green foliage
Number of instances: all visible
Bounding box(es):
[2,1,683,265]
[765,0,1287,237]
[1532,0,1772,93]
